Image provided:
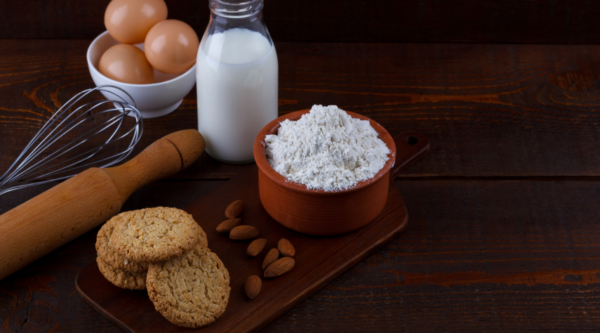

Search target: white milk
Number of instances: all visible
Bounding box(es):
[196,28,278,163]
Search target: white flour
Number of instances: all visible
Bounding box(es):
[264,105,391,192]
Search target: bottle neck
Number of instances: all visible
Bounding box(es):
[209,0,264,19]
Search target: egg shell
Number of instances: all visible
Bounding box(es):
[98,44,154,84]
[144,19,199,74]
[105,0,168,44]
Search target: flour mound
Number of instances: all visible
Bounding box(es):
[264,105,391,192]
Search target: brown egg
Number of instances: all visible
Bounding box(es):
[105,0,168,44]
[145,20,199,74]
[98,44,154,84]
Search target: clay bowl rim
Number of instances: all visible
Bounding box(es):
[253,109,397,196]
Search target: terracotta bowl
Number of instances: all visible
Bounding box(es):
[253,109,429,236]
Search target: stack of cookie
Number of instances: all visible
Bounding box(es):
[95,207,230,328]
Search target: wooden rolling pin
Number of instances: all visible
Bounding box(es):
[0,129,205,281]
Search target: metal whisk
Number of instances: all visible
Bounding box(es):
[0,86,143,196]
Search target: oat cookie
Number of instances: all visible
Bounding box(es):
[198,226,209,249]
[147,246,230,328]
[96,212,149,273]
[97,257,146,290]
[111,207,201,262]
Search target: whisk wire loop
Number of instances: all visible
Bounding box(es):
[0,86,143,196]
[7,106,124,182]
[16,110,132,182]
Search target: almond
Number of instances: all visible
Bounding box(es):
[262,248,280,269]
[245,275,262,299]
[225,200,244,218]
[247,238,267,257]
[216,218,242,234]
[229,225,259,240]
[264,257,295,278]
[278,238,295,257]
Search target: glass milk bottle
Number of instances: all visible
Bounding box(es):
[196,0,278,163]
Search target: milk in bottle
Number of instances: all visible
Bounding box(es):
[197,0,278,163]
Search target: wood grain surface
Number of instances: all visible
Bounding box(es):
[2,0,600,44]
[1,20,600,331]
[2,40,600,179]
[2,180,600,332]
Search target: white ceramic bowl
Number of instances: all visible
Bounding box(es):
[87,31,196,119]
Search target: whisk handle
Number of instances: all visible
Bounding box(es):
[103,129,205,200]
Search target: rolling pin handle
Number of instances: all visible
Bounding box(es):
[102,129,205,200]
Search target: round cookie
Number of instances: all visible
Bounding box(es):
[147,246,230,328]
[97,257,146,290]
[111,207,201,262]
[96,212,149,274]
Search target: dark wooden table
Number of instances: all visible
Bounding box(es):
[2,1,600,332]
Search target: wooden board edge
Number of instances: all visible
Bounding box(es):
[75,214,408,333]
[75,176,409,332]
[245,213,409,333]
[76,264,135,333]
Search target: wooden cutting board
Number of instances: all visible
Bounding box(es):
[76,164,410,333]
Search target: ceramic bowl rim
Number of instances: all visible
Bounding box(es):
[253,109,397,196]
[86,30,196,88]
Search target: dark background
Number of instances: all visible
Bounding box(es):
[2,1,600,332]
[1,0,599,43]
